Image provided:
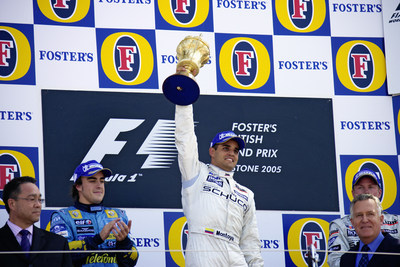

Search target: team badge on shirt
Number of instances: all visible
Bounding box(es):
[206,172,223,187]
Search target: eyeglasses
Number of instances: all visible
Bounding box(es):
[14,197,45,204]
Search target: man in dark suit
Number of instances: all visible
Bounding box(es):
[0,176,72,267]
[340,194,400,267]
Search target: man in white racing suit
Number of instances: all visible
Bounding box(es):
[327,168,400,267]
[175,104,264,266]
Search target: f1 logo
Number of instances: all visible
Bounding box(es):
[82,118,145,164]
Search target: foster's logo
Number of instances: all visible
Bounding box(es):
[0,25,34,84]
[286,217,330,267]
[157,0,212,30]
[98,30,157,88]
[334,39,386,95]
[35,0,93,25]
[274,0,329,34]
[217,35,273,93]
[0,148,38,206]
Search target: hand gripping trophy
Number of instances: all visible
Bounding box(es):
[162,35,210,105]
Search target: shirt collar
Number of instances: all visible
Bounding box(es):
[74,201,104,212]
[209,164,235,179]
[359,232,385,252]
[7,220,33,236]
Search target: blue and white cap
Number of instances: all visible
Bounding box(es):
[210,131,245,150]
[352,168,382,189]
[72,160,112,183]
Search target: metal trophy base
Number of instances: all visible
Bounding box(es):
[162,74,200,105]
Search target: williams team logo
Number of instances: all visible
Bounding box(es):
[215,34,274,93]
[273,0,330,35]
[0,24,35,85]
[33,0,95,26]
[283,215,337,267]
[96,29,158,88]
[0,147,39,207]
[340,155,400,214]
[332,37,387,95]
[155,0,213,31]
[164,212,188,267]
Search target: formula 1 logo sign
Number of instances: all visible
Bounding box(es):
[33,0,94,26]
[283,215,337,267]
[0,147,39,207]
[0,24,35,85]
[97,29,158,88]
[163,212,188,267]
[155,0,213,31]
[332,38,387,95]
[273,0,330,35]
[42,90,181,208]
[340,155,400,214]
[79,118,177,172]
[216,34,274,93]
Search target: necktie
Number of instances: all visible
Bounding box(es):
[19,229,30,258]
[358,244,370,267]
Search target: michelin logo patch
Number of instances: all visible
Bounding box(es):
[206,173,223,187]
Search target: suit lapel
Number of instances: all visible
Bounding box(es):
[30,225,45,262]
[0,224,22,251]
[0,224,30,263]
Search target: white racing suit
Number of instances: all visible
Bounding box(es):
[327,212,400,267]
[175,105,264,266]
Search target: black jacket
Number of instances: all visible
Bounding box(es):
[0,223,72,267]
[340,233,400,267]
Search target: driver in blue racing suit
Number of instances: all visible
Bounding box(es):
[50,160,138,267]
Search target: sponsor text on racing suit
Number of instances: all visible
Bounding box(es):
[50,201,138,267]
[175,104,264,266]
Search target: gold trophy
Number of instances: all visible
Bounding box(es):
[162,35,210,105]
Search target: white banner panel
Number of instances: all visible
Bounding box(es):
[333,95,396,155]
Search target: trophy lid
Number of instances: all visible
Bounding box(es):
[162,74,200,105]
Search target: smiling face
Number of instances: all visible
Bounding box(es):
[209,139,240,172]
[8,182,42,229]
[76,172,105,205]
[352,176,382,198]
[350,198,383,244]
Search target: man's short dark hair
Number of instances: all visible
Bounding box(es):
[71,177,82,201]
[3,176,37,214]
